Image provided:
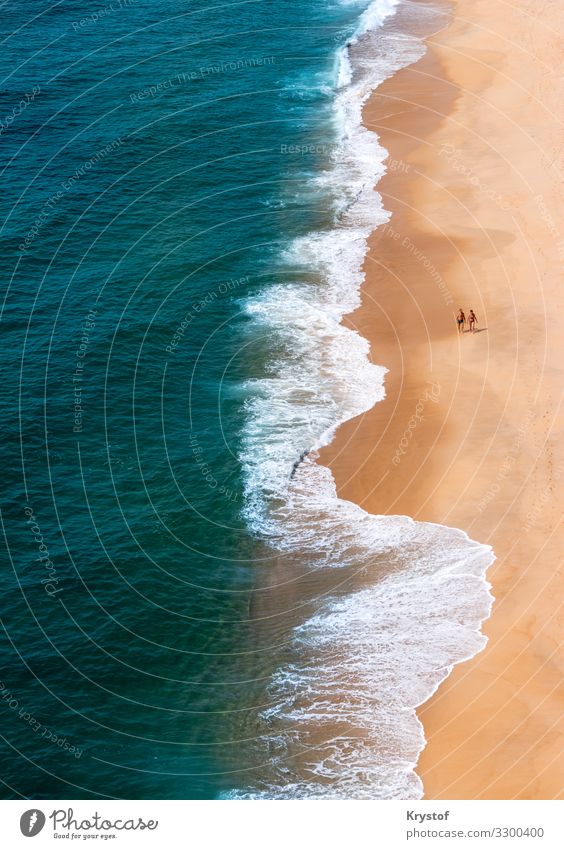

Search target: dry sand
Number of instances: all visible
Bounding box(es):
[319,0,564,799]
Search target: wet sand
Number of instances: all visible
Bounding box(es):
[319,0,564,798]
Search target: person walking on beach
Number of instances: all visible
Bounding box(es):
[468,309,478,333]
[456,308,466,333]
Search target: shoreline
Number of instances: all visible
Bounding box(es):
[319,0,564,799]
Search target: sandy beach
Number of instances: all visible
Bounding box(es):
[320,0,564,799]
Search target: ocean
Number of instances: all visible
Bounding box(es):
[0,0,493,799]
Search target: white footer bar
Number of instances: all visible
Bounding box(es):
[1,799,561,849]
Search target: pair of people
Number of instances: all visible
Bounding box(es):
[456,308,478,334]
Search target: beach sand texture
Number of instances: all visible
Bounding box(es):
[319,0,564,799]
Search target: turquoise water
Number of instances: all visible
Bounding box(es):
[0,0,382,800]
[1,0,494,800]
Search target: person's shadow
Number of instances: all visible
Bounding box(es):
[464,328,488,333]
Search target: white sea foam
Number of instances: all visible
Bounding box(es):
[233,480,492,798]
[236,0,494,799]
[237,538,492,799]
[354,0,402,41]
[335,46,353,88]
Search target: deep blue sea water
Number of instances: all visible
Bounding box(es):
[1,0,494,800]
